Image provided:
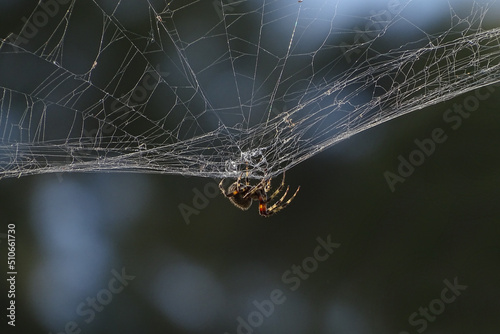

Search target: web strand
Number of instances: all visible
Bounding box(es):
[0,0,499,180]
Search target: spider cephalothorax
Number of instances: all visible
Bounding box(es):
[219,172,300,217]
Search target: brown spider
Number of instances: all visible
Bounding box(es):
[219,172,300,217]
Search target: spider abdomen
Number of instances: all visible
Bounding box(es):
[227,183,253,210]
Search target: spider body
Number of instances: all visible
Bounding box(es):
[219,172,300,217]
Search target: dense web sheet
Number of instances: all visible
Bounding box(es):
[0,0,499,180]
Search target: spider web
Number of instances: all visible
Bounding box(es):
[0,0,499,180]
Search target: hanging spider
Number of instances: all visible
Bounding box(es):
[219,171,300,217]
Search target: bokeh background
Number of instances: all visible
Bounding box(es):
[1,0,500,333]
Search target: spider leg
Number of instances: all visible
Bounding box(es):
[219,179,230,197]
[235,172,243,189]
[267,185,290,211]
[244,166,250,186]
[242,177,266,199]
[265,185,301,216]
[244,171,285,201]
[237,165,250,188]
[264,178,271,193]
[234,167,252,192]
[267,172,286,202]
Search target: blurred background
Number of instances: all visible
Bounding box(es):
[1,0,500,333]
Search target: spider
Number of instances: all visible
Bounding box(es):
[219,171,300,217]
